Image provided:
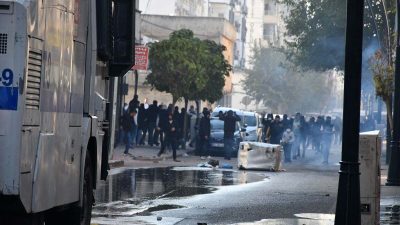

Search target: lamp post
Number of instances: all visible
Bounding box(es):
[386,0,400,186]
[334,0,364,224]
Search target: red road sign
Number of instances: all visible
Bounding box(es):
[132,46,149,70]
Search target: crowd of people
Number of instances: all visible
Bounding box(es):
[119,95,347,165]
[261,112,342,164]
[119,95,204,162]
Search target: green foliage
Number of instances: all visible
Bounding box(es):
[370,50,394,98]
[191,40,232,103]
[146,29,231,104]
[280,0,395,70]
[242,47,336,113]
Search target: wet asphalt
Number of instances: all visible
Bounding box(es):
[91,146,400,225]
[92,162,339,225]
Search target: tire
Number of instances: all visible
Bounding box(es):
[46,152,94,225]
[29,214,45,225]
[2,214,45,225]
[79,152,94,225]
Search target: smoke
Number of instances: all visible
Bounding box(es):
[361,40,380,95]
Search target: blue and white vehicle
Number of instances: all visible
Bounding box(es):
[0,1,135,224]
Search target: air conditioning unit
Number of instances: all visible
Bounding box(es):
[359,130,381,225]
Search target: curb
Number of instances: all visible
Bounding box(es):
[108,159,124,168]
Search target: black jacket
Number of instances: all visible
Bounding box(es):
[269,121,284,144]
[122,113,133,131]
[219,113,241,138]
[147,104,159,123]
[164,119,179,139]
[137,106,147,129]
[199,117,211,137]
[158,109,169,131]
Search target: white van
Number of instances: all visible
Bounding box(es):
[211,107,262,142]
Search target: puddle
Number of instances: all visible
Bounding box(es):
[94,167,264,203]
[294,213,335,220]
[233,218,334,225]
[380,204,400,225]
[93,167,265,220]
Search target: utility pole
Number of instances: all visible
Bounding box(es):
[134,69,139,96]
[334,0,364,224]
[386,0,400,186]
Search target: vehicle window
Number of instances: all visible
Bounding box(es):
[211,111,220,117]
[211,120,224,130]
[243,116,257,126]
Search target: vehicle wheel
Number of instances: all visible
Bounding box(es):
[29,214,45,225]
[46,152,94,225]
[79,152,94,225]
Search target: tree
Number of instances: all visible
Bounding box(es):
[370,50,394,131]
[242,47,337,113]
[146,29,208,104]
[281,0,396,132]
[280,0,394,71]
[146,29,231,147]
[146,29,230,104]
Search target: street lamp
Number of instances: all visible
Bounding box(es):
[386,0,400,186]
[334,0,364,224]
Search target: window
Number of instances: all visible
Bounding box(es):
[263,23,275,36]
[264,1,275,15]
[263,23,276,42]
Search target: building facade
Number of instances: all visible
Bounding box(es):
[131,15,236,108]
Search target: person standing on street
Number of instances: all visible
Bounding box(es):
[268,115,284,145]
[147,100,159,146]
[282,114,291,130]
[219,110,241,160]
[119,103,129,146]
[137,103,147,145]
[157,113,180,162]
[322,116,334,164]
[281,128,295,163]
[123,109,137,156]
[292,113,302,159]
[333,116,342,145]
[262,113,274,143]
[129,94,139,112]
[198,110,211,158]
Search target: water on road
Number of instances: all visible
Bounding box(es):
[92,167,266,224]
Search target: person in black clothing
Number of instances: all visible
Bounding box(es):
[172,107,181,148]
[157,105,169,149]
[219,110,241,160]
[282,114,291,130]
[157,114,180,162]
[122,109,137,155]
[268,115,284,144]
[314,116,324,153]
[198,110,211,157]
[300,115,308,158]
[262,113,273,143]
[137,103,147,145]
[322,116,334,164]
[147,100,159,146]
[129,95,139,112]
[178,107,187,148]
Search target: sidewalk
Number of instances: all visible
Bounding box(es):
[109,144,237,168]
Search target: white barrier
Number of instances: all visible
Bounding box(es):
[238,142,282,171]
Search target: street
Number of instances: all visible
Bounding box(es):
[91,146,345,225]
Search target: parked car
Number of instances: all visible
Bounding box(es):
[211,107,262,142]
[207,118,243,157]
